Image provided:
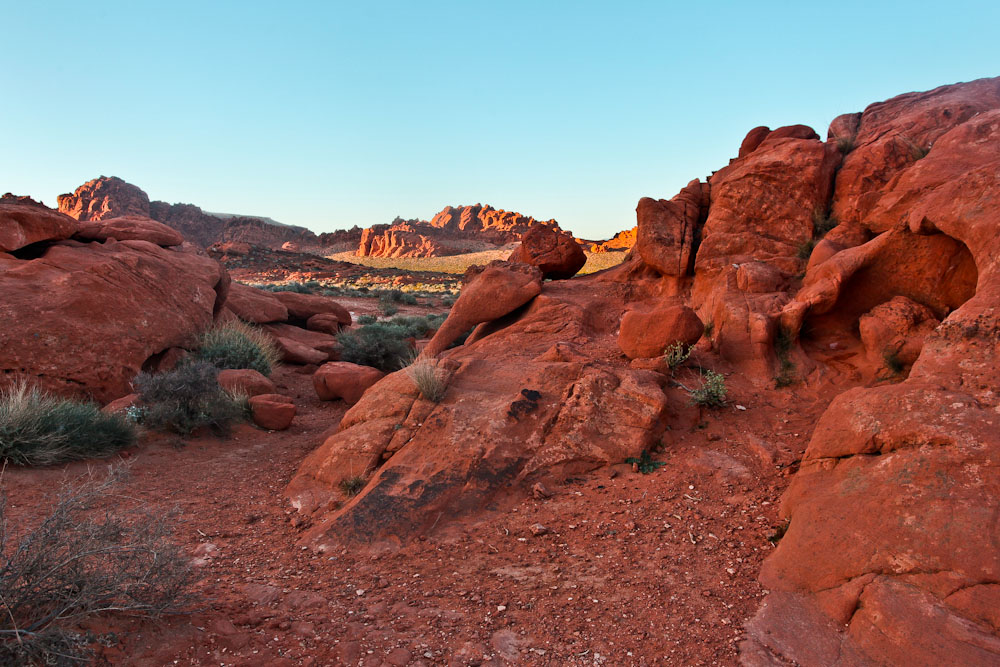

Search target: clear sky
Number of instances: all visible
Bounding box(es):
[2,1,997,239]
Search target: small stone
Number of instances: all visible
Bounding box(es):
[532,482,553,499]
[529,523,548,536]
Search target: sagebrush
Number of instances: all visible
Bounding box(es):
[0,467,195,665]
[196,319,280,376]
[134,360,245,435]
[0,381,135,466]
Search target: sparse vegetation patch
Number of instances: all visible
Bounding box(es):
[690,370,728,407]
[0,381,136,466]
[197,319,280,376]
[134,360,246,435]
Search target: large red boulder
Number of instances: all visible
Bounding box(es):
[507,225,586,279]
[0,195,77,252]
[738,126,771,158]
[422,261,543,357]
[263,323,339,361]
[226,283,289,323]
[634,180,706,278]
[74,215,183,247]
[249,393,296,430]
[618,305,704,359]
[313,362,385,405]
[273,291,352,326]
[0,236,227,402]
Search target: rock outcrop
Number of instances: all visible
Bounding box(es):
[1,194,77,252]
[355,205,569,258]
[507,224,587,279]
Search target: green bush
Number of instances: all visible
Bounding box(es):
[357,314,378,325]
[663,342,692,374]
[134,361,245,435]
[690,370,728,407]
[256,281,319,294]
[337,323,414,372]
[197,320,280,376]
[0,382,136,466]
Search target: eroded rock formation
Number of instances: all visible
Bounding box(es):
[285,76,1000,664]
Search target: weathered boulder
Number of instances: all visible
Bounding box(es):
[634,180,706,280]
[218,369,276,397]
[306,312,346,335]
[272,336,328,365]
[858,296,939,369]
[249,393,296,430]
[422,261,543,357]
[263,323,339,360]
[618,305,704,359]
[226,283,289,323]
[0,195,77,252]
[507,225,586,279]
[0,235,227,403]
[738,126,771,158]
[74,215,184,247]
[273,291,352,326]
[313,362,386,405]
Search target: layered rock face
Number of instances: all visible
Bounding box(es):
[355,204,568,258]
[59,176,322,251]
[286,76,1000,664]
[0,200,228,403]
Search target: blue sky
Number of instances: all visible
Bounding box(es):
[2,1,997,239]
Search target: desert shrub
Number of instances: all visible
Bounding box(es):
[898,134,930,161]
[197,319,280,376]
[0,467,195,665]
[380,289,418,305]
[337,323,413,372]
[258,281,319,294]
[388,313,447,338]
[663,342,692,374]
[440,295,457,308]
[883,348,905,375]
[134,360,245,435]
[0,381,136,466]
[835,135,856,154]
[690,370,728,407]
[812,208,839,236]
[339,475,366,497]
[626,449,666,474]
[797,238,816,260]
[378,296,399,317]
[773,328,797,387]
[357,314,378,325]
[406,357,450,403]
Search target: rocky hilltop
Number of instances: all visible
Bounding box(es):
[355,204,571,258]
[58,176,328,250]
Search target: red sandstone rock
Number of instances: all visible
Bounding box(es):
[57,176,151,221]
[226,283,289,323]
[273,291,351,325]
[0,195,77,252]
[249,393,296,430]
[263,323,339,360]
[827,112,861,141]
[218,369,276,397]
[273,336,328,365]
[618,305,704,359]
[74,215,184,246]
[635,180,706,279]
[422,261,543,357]
[0,236,227,402]
[101,393,139,414]
[306,312,346,335]
[507,225,586,279]
[313,362,386,405]
[858,296,939,368]
[590,227,636,252]
[738,126,771,157]
[760,124,819,144]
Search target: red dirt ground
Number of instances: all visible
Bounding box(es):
[2,364,841,666]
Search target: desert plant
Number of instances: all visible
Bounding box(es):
[626,449,666,474]
[0,467,195,665]
[797,238,816,261]
[773,327,797,387]
[337,323,413,372]
[196,319,280,376]
[357,314,378,325]
[134,360,245,435]
[339,475,366,497]
[378,296,399,317]
[258,281,319,294]
[406,356,450,402]
[663,342,692,374]
[883,348,905,375]
[835,134,856,154]
[690,370,728,407]
[0,381,136,466]
[811,207,838,237]
[898,134,930,161]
